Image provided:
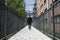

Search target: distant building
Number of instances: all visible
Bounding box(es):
[33,0,37,19]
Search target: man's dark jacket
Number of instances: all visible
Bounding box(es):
[27,17,32,25]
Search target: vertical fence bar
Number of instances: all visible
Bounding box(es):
[43,14,44,33]
[0,5,2,39]
[3,6,7,40]
[52,0,56,40]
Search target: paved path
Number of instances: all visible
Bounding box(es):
[8,25,52,40]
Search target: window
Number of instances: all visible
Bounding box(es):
[53,0,58,3]
[33,7,36,10]
[40,4,43,7]
[53,0,58,2]
[44,8,47,12]
[50,4,52,7]
[44,0,47,4]
[51,16,60,23]
[54,17,57,23]
[56,17,60,23]
[44,19,47,24]
[41,12,43,15]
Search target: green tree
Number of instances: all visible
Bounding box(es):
[7,0,27,20]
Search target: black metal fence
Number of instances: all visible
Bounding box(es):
[33,0,60,40]
[0,4,26,40]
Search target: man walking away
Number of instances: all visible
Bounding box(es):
[27,16,32,30]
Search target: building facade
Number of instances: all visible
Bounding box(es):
[36,0,60,17]
[35,0,60,37]
[36,0,53,17]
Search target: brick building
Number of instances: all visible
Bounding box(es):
[35,0,60,34]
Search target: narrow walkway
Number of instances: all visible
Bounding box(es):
[8,25,52,40]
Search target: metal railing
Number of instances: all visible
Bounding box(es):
[0,3,26,40]
[33,0,60,40]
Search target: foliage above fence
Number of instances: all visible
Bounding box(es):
[7,0,27,20]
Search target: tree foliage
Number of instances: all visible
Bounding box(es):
[7,0,27,20]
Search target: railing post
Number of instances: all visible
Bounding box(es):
[4,6,7,40]
[52,0,56,40]
[43,14,44,33]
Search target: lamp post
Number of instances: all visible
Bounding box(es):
[52,0,56,40]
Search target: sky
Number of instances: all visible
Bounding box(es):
[24,0,35,13]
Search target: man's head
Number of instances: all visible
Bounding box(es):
[28,15,31,18]
[29,15,30,17]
